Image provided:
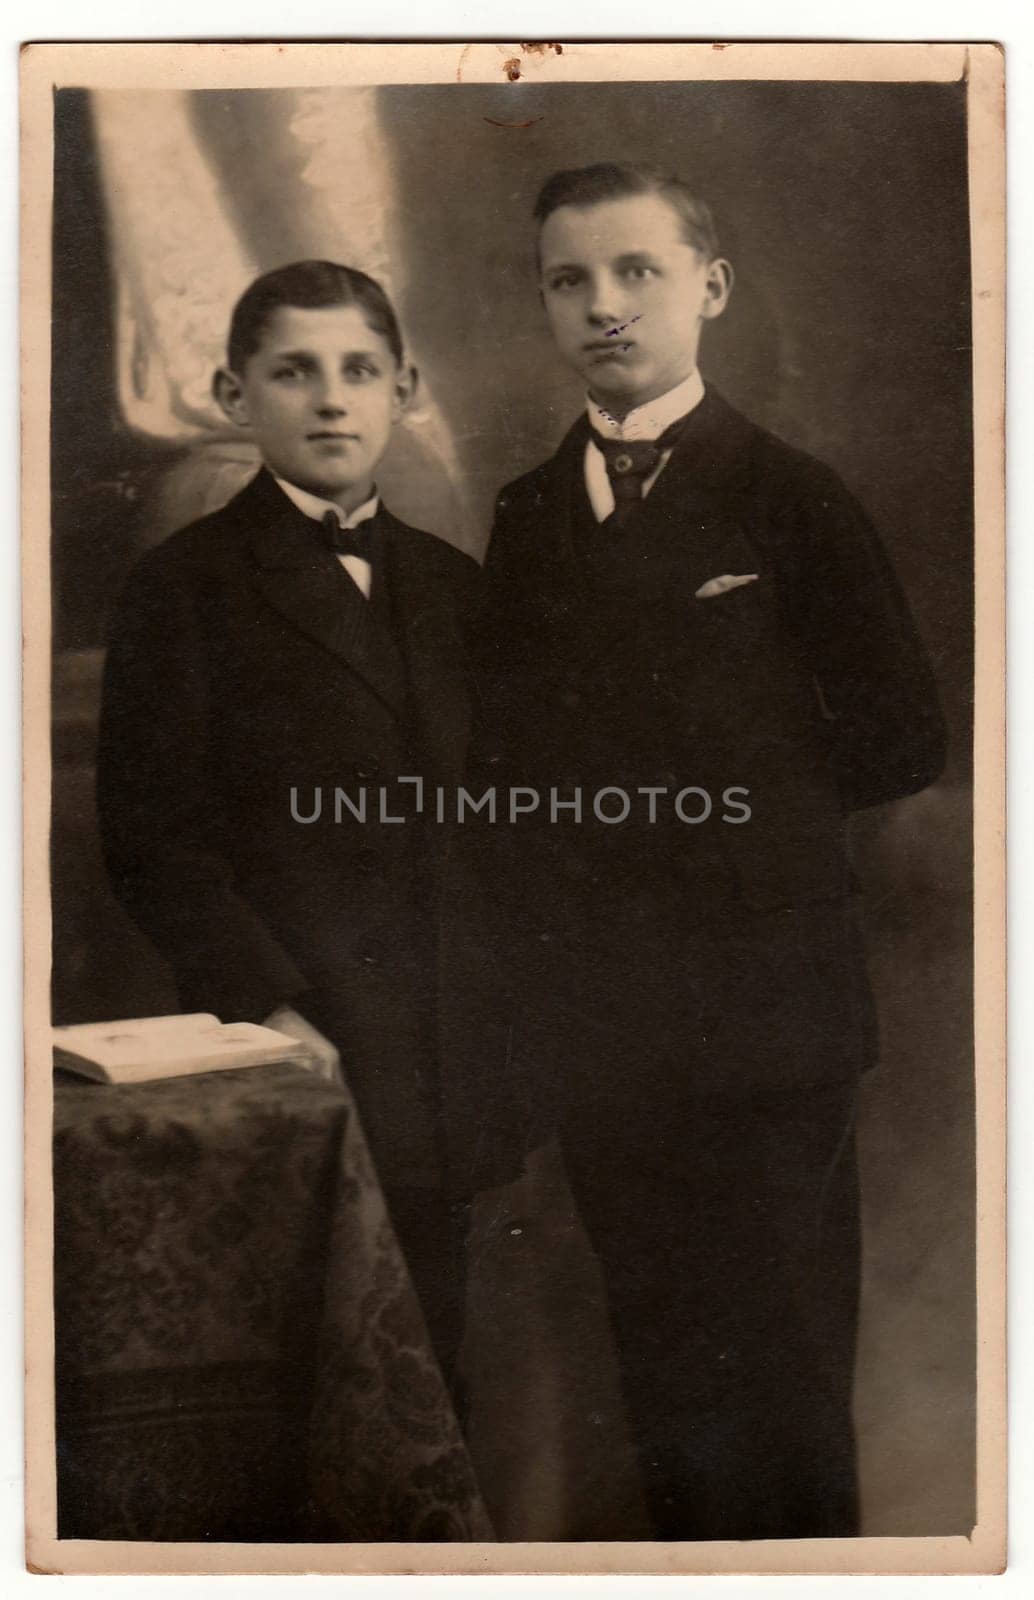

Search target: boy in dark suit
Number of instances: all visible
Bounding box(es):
[469,165,947,1538]
[97,261,480,1385]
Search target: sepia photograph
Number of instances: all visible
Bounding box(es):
[21,40,1005,1576]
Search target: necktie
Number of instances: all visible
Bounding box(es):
[321,507,375,561]
[589,413,690,529]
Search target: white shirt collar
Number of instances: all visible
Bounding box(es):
[273,474,380,531]
[586,369,705,443]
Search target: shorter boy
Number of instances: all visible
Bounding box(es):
[98,261,479,1385]
[469,165,946,1538]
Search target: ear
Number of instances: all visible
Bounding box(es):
[392,362,418,417]
[213,367,250,427]
[700,257,734,322]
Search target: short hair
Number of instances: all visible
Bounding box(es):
[226,260,404,373]
[533,162,720,261]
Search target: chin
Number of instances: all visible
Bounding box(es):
[304,470,359,498]
[588,380,655,417]
[584,378,629,405]
[587,365,650,399]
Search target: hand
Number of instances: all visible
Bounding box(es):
[263,1005,343,1085]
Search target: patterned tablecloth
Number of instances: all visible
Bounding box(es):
[53,1061,493,1542]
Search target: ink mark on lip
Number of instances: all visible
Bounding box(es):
[606,316,642,337]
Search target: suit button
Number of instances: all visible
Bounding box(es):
[613,453,634,474]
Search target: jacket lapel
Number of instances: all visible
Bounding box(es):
[381,512,470,787]
[629,385,764,594]
[536,388,765,686]
[519,420,628,674]
[234,470,408,718]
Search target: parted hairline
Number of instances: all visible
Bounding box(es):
[226,260,404,374]
[533,162,720,262]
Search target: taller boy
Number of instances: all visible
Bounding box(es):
[97,262,480,1385]
[470,165,947,1538]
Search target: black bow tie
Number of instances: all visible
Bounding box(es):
[321,508,376,561]
[588,413,691,528]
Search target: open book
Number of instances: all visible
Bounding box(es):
[53,1012,311,1085]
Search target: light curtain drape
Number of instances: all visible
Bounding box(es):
[90,88,476,549]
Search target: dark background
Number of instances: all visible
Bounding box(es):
[50,80,974,1534]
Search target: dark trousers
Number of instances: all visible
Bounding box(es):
[561,1075,861,1540]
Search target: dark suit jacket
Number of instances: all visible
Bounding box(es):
[467,386,947,1113]
[97,467,479,1189]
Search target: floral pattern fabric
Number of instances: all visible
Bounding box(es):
[53,1061,493,1541]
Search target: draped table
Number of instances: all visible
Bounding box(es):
[53,1060,492,1542]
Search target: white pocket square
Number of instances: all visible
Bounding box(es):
[695,573,760,600]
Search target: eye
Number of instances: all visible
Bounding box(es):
[272,363,304,381]
[345,358,380,381]
[547,270,582,293]
[621,264,658,282]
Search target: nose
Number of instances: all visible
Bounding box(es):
[585,271,622,328]
[314,372,348,416]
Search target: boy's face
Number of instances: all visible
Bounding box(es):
[215,304,414,510]
[538,193,732,413]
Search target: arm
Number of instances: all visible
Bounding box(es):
[776,463,948,811]
[96,546,309,1024]
[465,490,532,779]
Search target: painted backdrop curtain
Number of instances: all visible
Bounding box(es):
[90,87,478,550]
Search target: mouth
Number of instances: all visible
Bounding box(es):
[307,431,360,443]
[584,340,636,359]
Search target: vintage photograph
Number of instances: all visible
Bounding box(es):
[22,41,1004,1575]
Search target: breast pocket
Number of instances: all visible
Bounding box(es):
[693,571,764,603]
[691,569,771,627]
[674,571,781,692]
